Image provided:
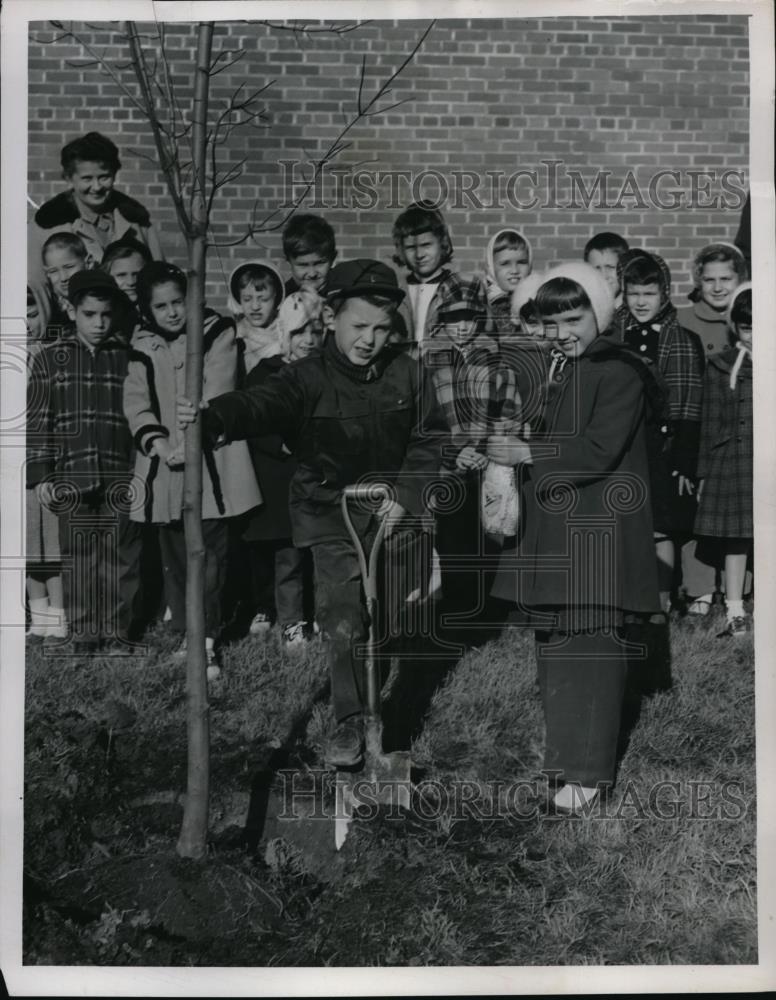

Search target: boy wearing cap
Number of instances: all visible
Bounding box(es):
[178,259,448,766]
[27,269,142,652]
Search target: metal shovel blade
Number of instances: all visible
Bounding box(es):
[334,728,412,850]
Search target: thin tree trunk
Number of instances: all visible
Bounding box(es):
[176,21,214,861]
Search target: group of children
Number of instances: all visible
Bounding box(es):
[26,131,754,812]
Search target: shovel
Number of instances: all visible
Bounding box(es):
[334,484,412,850]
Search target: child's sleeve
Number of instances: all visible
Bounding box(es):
[203,318,239,400]
[696,368,723,482]
[394,362,450,514]
[204,364,306,449]
[531,361,646,490]
[123,348,169,456]
[26,349,56,488]
[667,328,704,478]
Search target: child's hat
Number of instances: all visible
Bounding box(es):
[227,260,284,316]
[510,271,544,319]
[618,248,672,301]
[538,261,615,333]
[278,288,323,353]
[325,259,405,303]
[66,268,128,305]
[726,280,752,330]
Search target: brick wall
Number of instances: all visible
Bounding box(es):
[28,16,750,303]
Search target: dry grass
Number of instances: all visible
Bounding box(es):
[23,607,756,965]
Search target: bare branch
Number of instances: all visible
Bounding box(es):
[208,48,247,76]
[125,20,190,234]
[212,19,435,247]
[46,21,148,115]
[364,97,413,117]
[258,20,367,36]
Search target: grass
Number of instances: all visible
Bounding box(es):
[23,607,756,966]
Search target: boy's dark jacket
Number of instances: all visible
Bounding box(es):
[492,335,660,619]
[205,335,449,546]
[26,328,133,495]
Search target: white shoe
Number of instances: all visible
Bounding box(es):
[282,621,309,649]
[553,783,600,815]
[687,594,713,616]
[249,611,273,635]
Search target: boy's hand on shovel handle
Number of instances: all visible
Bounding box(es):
[379,498,406,539]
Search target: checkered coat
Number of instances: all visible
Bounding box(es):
[26,329,134,497]
[694,347,753,538]
[395,269,475,343]
[421,332,521,469]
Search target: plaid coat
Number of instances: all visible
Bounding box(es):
[395,269,474,343]
[613,305,704,482]
[421,332,521,469]
[26,329,134,497]
[694,347,752,538]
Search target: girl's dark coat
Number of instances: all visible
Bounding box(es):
[492,335,660,622]
[694,348,753,538]
[242,354,297,542]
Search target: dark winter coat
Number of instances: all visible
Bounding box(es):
[694,347,753,539]
[26,328,134,497]
[492,335,661,626]
[242,354,297,542]
[204,335,449,547]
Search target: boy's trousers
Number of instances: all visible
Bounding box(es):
[536,627,628,787]
[310,526,425,723]
[435,471,501,632]
[158,519,229,638]
[57,489,143,644]
[249,539,307,626]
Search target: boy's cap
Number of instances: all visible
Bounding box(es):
[67,268,127,305]
[325,259,405,303]
[437,300,485,323]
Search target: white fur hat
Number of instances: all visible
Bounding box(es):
[537,261,615,333]
[510,271,544,320]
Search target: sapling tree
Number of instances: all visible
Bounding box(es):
[41,16,435,860]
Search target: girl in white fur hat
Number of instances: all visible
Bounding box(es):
[491,262,661,815]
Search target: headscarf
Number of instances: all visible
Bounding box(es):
[726,281,753,389]
[483,227,533,304]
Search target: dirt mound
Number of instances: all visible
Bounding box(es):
[51,853,282,943]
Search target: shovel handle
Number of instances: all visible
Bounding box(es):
[340,484,392,601]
